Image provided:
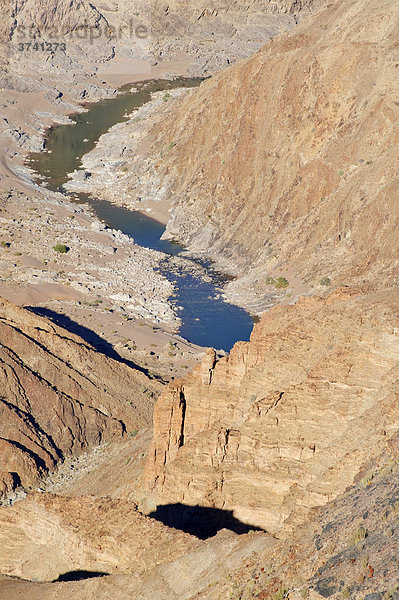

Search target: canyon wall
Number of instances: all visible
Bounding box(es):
[2,0,323,89]
[130,0,399,305]
[0,297,159,498]
[144,288,399,535]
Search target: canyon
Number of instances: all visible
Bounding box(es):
[0,0,398,598]
[86,0,398,312]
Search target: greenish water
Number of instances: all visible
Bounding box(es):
[29,79,254,351]
[31,78,202,192]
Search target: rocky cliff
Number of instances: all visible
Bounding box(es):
[2,290,398,600]
[144,288,399,535]
[2,0,323,92]
[192,433,399,599]
[0,297,159,499]
[121,0,399,309]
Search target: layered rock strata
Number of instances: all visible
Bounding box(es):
[98,0,399,309]
[0,297,159,498]
[144,288,399,535]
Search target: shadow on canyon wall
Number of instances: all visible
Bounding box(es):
[149,503,265,540]
[26,306,157,378]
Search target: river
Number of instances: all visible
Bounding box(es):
[29,78,253,352]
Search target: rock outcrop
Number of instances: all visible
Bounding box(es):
[186,433,399,600]
[0,491,273,599]
[144,288,399,535]
[0,297,159,498]
[0,492,198,582]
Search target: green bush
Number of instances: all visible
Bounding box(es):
[0,240,10,248]
[53,244,69,254]
[320,277,331,286]
[265,276,275,285]
[275,277,289,289]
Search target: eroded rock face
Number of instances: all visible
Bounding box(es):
[144,288,399,535]
[0,491,273,598]
[126,0,399,305]
[0,297,159,498]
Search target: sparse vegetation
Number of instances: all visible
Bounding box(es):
[275,277,289,289]
[0,241,11,248]
[351,526,367,545]
[384,586,399,600]
[360,472,374,487]
[163,92,172,102]
[266,276,275,285]
[320,277,331,286]
[53,243,69,254]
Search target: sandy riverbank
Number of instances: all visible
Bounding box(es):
[0,186,205,379]
[0,0,309,356]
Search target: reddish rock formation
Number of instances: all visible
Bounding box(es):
[0,297,159,498]
[144,288,399,535]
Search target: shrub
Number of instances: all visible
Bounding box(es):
[320,277,331,286]
[0,240,10,248]
[351,526,367,545]
[53,244,69,254]
[265,276,275,285]
[275,277,289,289]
